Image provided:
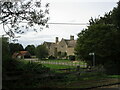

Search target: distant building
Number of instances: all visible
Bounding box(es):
[12,51,31,59]
[43,35,76,58]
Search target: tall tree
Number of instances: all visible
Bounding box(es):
[1,37,10,60]
[112,1,120,29]
[9,43,24,54]
[35,45,48,60]
[75,1,120,74]
[25,45,35,55]
[0,0,49,38]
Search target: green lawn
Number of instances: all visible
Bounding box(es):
[107,75,120,79]
[42,64,76,69]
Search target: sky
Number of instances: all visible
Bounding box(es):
[0,0,119,48]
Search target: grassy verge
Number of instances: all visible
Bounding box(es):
[107,75,120,79]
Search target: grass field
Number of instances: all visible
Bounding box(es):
[42,64,76,69]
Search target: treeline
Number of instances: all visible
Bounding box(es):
[75,1,120,74]
[1,38,50,89]
[1,37,49,60]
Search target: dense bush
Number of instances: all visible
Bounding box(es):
[48,55,56,60]
[75,1,120,74]
[3,59,50,74]
[91,65,105,74]
[104,61,120,75]
[69,55,75,61]
[35,45,49,60]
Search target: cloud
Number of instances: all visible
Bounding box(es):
[1,1,118,48]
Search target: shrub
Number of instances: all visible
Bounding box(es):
[69,55,75,61]
[35,45,48,60]
[48,55,56,60]
[91,65,106,74]
[104,61,120,75]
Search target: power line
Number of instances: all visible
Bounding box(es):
[0,21,89,26]
[47,22,89,25]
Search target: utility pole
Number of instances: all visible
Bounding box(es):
[93,53,95,67]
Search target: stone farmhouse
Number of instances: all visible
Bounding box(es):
[43,35,76,58]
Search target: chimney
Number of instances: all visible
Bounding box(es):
[56,37,59,43]
[70,35,74,40]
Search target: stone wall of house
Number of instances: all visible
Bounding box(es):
[57,39,67,53]
[44,36,76,58]
[67,47,75,56]
[49,43,57,56]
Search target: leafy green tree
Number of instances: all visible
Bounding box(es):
[69,55,75,61]
[9,43,24,54]
[25,45,35,55]
[1,37,13,75]
[1,37,10,60]
[76,24,116,65]
[0,1,49,38]
[75,1,120,74]
[35,45,48,60]
[111,1,120,63]
[112,1,120,29]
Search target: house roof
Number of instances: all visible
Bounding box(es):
[64,39,76,48]
[44,38,76,48]
[44,42,56,48]
[19,51,30,55]
[12,51,31,59]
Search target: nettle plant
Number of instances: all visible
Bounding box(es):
[0,0,50,38]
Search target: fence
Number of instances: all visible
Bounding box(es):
[33,60,87,68]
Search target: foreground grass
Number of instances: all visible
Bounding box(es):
[107,75,120,79]
[35,72,120,88]
[4,59,120,89]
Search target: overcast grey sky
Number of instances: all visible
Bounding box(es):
[1,0,119,48]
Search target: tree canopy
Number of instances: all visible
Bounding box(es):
[0,0,49,38]
[25,45,35,55]
[35,44,48,60]
[1,37,10,60]
[75,1,120,74]
[9,43,24,54]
